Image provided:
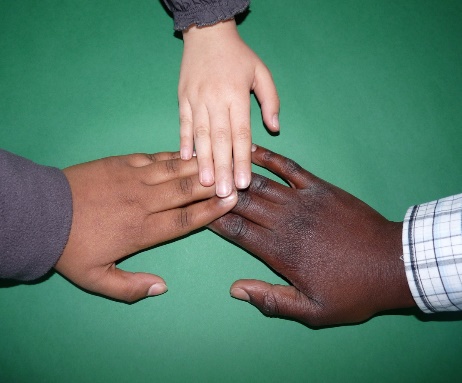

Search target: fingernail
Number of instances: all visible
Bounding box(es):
[200,169,214,185]
[251,144,257,152]
[230,288,250,301]
[272,114,280,130]
[217,181,232,197]
[147,283,168,297]
[192,150,197,157]
[236,172,250,189]
[180,147,191,160]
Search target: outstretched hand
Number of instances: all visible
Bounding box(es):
[56,151,237,302]
[179,20,280,197]
[209,145,415,326]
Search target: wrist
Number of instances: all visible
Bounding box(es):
[182,19,239,44]
[378,221,416,312]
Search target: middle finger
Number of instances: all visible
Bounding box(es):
[139,157,200,186]
[209,105,233,197]
[143,174,216,213]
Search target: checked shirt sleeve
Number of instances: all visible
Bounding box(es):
[403,193,462,313]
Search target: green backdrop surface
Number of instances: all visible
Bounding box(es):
[1,1,462,382]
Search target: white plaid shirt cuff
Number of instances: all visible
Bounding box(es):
[403,193,462,313]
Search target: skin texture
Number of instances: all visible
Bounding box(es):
[56,151,237,302]
[179,19,280,197]
[209,145,416,327]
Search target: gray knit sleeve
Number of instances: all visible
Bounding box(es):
[163,0,250,30]
[0,149,73,281]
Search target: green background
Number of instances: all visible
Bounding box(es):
[1,0,462,382]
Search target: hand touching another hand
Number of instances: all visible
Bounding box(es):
[179,19,280,197]
[209,145,416,327]
[56,152,237,302]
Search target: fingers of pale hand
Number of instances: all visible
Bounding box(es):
[230,280,314,323]
[209,106,233,197]
[93,267,167,303]
[208,212,273,260]
[252,65,280,132]
[251,145,312,189]
[144,175,215,213]
[144,192,237,246]
[179,98,194,160]
[230,97,252,190]
[192,104,215,187]
[139,157,199,186]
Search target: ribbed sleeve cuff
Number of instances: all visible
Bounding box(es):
[166,0,250,31]
[0,150,73,281]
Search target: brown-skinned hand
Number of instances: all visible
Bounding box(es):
[55,151,237,303]
[209,145,416,327]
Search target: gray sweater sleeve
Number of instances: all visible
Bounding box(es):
[163,0,250,30]
[0,149,73,281]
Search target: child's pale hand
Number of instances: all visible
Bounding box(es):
[179,19,280,197]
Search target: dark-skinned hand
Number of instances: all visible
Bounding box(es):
[209,145,416,327]
[56,151,237,303]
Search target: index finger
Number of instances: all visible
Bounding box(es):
[208,212,272,257]
[251,144,314,189]
[138,157,200,186]
[124,152,182,168]
[144,193,237,246]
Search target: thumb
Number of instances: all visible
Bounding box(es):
[93,267,168,303]
[230,279,314,322]
[252,65,280,132]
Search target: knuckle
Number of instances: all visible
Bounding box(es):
[194,126,210,139]
[213,127,230,144]
[282,158,304,177]
[164,159,179,174]
[261,289,280,317]
[223,215,248,240]
[204,83,227,99]
[309,180,334,199]
[178,177,193,196]
[146,153,157,162]
[121,283,139,303]
[118,192,141,209]
[125,153,154,167]
[262,149,275,165]
[234,126,250,142]
[99,269,141,304]
[175,208,191,229]
[251,175,269,193]
[179,115,192,127]
[236,190,252,211]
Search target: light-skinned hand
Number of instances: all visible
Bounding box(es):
[209,145,416,327]
[55,151,237,302]
[179,19,280,197]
